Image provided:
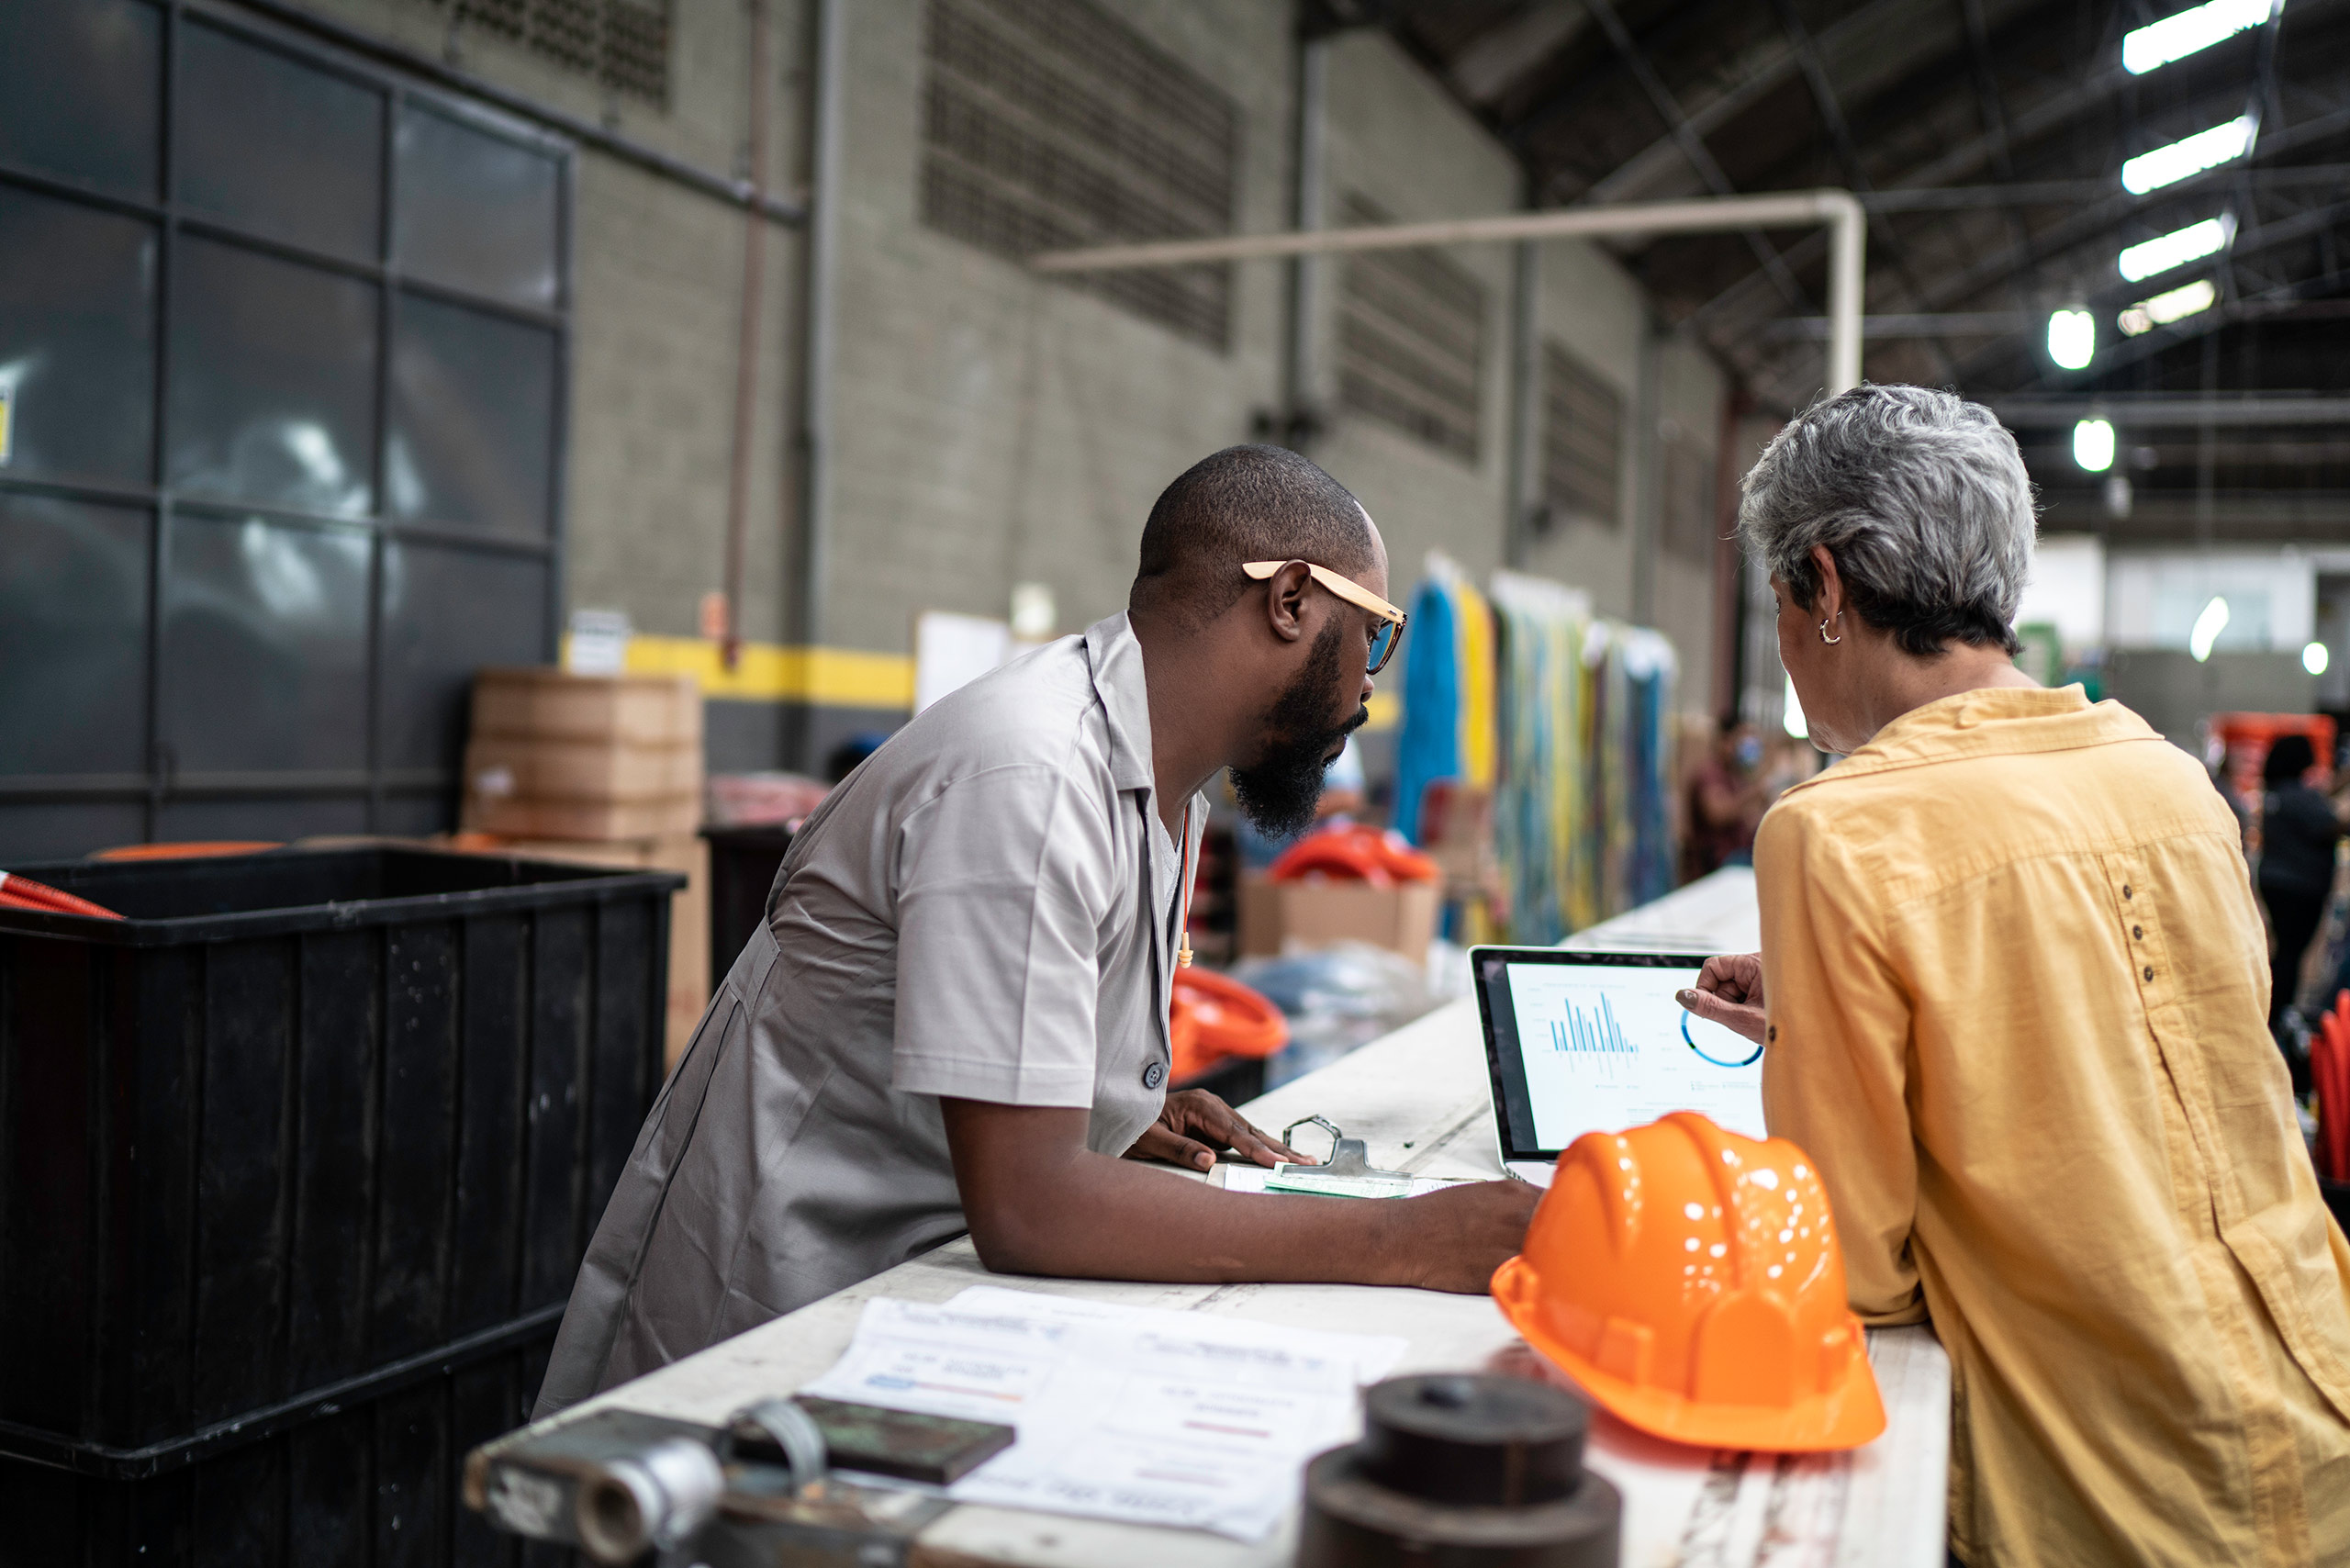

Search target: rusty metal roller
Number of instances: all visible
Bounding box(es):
[1298,1374,1620,1567]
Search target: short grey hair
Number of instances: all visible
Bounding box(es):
[1737,385,2035,656]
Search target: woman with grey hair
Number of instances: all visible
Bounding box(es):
[1683,385,2350,1567]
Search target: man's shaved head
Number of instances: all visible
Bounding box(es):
[1130,445,1377,626]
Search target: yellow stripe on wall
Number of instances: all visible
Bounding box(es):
[556,633,918,708]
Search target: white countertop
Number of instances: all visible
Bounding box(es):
[535,868,1947,1567]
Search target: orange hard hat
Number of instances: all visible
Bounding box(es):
[1269,823,1439,887]
[1492,1111,1885,1452]
[1169,967,1290,1081]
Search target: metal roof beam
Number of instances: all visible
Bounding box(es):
[1574,0,1813,311]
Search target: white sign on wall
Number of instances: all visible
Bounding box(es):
[2104,552,2315,653]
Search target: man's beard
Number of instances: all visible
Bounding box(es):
[1229,618,1370,842]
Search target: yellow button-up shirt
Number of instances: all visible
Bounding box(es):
[1757,686,2350,1567]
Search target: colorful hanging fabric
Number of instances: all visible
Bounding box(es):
[1489,571,1588,947]
[1393,553,1495,846]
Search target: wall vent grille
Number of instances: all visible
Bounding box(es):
[450,0,671,107]
[921,0,1238,349]
[1541,341,1622,527]
[1338,193,1484,463]
[1662,431,1718,563]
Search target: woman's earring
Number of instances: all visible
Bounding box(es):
[1818,617,1841,645]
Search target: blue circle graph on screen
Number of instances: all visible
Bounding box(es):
[1682,1010,1763,1067]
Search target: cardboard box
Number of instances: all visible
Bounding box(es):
[464,735,702,802]
[456,833,711,1070]
[461,792,701,842]
[1236,873,1438,959]
[474,667,701,746]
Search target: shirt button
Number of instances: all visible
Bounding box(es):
[2132,925,2143,940]
[1767,1025,1778,1043]
[1143,1060,1166,1090]
[2143,966,2154,981]
[2123,885,2132,899]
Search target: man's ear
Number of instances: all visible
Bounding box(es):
[1262,561,1313,644]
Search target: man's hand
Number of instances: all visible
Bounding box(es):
[1125,1089,1304,1171]
[1391,1181,1543,1293]
[1678,952,1767,1045]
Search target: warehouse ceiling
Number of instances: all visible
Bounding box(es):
[1329,0,2350,539]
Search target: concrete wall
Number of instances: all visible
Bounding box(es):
[284,0,1730,755]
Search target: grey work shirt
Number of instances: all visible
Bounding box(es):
[534,612,1204,1417]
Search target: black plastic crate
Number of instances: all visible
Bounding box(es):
[0,846,681,1529]
[700,823,794,991]
[2,1327,569,1568]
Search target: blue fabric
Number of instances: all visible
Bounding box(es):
[1392,579,1459,846]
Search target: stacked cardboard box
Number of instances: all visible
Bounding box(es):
[461,668,709,1067]
[464,668,702,840]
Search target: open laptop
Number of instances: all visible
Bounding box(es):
[1470,946,1769,1186]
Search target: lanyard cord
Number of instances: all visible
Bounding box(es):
[1176,801,1194,969]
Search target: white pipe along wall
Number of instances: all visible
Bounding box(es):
[1029,189,1871,397]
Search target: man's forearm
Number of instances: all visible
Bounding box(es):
[965,1142,1419,1287]
[937,1099,1533,1294]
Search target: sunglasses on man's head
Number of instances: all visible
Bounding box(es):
[1242,560,1408,676]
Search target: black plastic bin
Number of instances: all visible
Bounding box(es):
[701,823,796,988]
[0,846,683,1565]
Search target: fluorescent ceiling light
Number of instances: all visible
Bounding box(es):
[2119,216,2232,282]
[2121,117,2255,194]
[2123,0,2277,74]
[2047,308,2097,369]
[2074,419,2117,472]
[2119,277,2219,335]
[2306,641,2331,676]
[2189,595,2230,662]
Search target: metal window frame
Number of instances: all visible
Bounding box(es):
[0,0,575,841]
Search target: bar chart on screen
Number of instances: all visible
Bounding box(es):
[1506,960,1767,1147]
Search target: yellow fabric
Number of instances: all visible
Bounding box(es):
[1756,686,2350,1568]
[1451,577,1497,789]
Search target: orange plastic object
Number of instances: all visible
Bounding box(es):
[2213,712,2336,801]
[1168,967,1290,1081]
[1268,823,1439,887]
[1493,1111,1886,1452]
[92,840,282,861]
[0,871,124,920]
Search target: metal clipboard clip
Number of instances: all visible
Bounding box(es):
[1267,1115,1418,1199]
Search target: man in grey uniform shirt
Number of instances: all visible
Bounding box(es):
[537,446,1539,1415]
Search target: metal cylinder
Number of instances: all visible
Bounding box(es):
[1298,1374,1620,1567]
[573,1436,727,1565]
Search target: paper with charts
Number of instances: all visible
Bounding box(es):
[796,1285,1405,1540]
[1505,958,1767,1148]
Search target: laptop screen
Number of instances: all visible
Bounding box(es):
[1472,946,1769,1167]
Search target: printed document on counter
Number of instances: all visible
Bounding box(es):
[796,1284,1405,1540]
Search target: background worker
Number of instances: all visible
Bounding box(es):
[1682,386,2350,1568]
[1682,717,1767,879]
[2257,732,2344,1036]
[534,445,1538,1415]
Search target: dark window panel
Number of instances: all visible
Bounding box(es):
[160,515,370,774]
[152,797,369,843]
[0,0,162,199]
[378,540,548,773]
[387,294,555,535]
[0,185,157,486]
[0,801,147,863]
[167,238,378,518]
[176,22,384,263]
[396,105,561,309]
[0,493,150,778]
